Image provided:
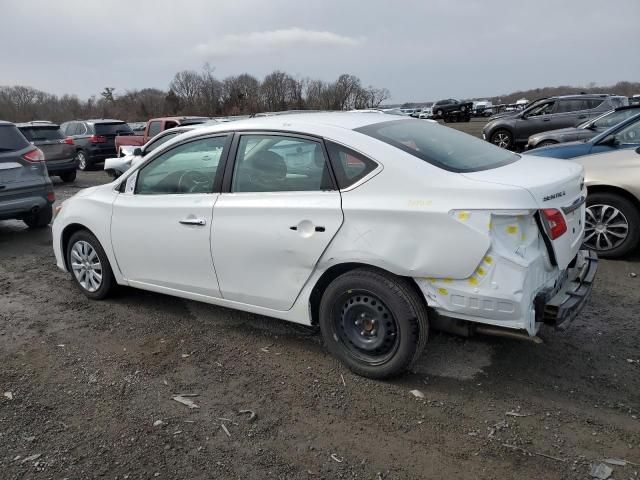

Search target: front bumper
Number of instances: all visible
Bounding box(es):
[536,250,597,330]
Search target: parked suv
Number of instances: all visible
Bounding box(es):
[483,94,629,150]
[0,120,55,228]
[60,119,132,171]
[17,122,77,182]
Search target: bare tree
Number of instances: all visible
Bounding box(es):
[169,70,203,112]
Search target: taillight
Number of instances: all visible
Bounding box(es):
[63,137,74,145]
[22,147,45,163]
[541,208,567,240]
[47,191,55,202]
[90,135,107,143]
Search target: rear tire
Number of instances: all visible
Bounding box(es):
[585,192,640,258]
[319,268,428,379]
[436,109,444,117]
[66,230,115,300]
[59,170,76,182]
[23,204,53,229]
[76,150,91,171]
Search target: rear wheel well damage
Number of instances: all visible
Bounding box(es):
[61,223,94,270]
[308,262,428,326]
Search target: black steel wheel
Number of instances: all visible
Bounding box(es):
[319,268,428,379]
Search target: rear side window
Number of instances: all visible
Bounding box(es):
[556,99,588,113]
[0,125,30,152]
[19,127,64,141]
[608,97,629,109]
[356,119,518,173]
[148,121,162,138]
[325,141,378,188]
[95,122,132,136]
[585,99,604,109]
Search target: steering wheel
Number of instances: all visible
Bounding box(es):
[178,171,211,193]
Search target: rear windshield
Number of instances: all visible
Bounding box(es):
[355,119,519,172]
[95,122,133,135]
[0,125,30,152]
[19,126,64,141]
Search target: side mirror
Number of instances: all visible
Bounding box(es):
[598,135,618,147]
[587,123,598,131]
[635,146,640,154]
[133,147,143,156]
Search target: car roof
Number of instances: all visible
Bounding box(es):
[80,119,126,124]
[0,120,15,126]
[16,122,60,128]
[614,104,640,111]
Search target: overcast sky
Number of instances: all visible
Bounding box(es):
[1,0,639,103]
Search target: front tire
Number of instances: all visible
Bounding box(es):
[23,204,52,229]
[319,268,428,379]
[66,230,115,299]
[491,129,513,149]
[59,170,77,182]
[585,192,640,258]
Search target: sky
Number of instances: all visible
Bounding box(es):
[1,0,639,103]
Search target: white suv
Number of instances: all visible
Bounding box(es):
[52,113,597,378]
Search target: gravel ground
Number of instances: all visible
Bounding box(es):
[1,125,639,479]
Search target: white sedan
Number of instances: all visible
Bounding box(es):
[52,113,597,378]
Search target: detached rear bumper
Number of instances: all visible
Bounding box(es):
[536,250,597,330]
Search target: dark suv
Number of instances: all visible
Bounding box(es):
[17,122,77,182]
[0,120,55,228]
[482,94,629,150]
[60,119,132,170]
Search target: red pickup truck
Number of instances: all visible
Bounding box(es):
[115,116,209,155]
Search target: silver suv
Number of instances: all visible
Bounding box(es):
[482,94,629,150]
[0,120,55,228]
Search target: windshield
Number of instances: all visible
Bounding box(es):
[19,126,64,141]
[356,119,519,172]
[95,123,133,136]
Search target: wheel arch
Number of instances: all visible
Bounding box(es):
[60,223,98,270]
[308,262,428,326]
[587,184,640,211]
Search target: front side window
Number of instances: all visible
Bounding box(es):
[232,135,333,192]
[356,119,518,173]
[526,101,556,117]
[147,121,162,138]
[144,131,181,154]
[136,135,227,195]
[613,118,640,145]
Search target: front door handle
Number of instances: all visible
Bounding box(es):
[179,218,206,226]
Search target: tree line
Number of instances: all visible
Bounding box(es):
[0,65,391,123]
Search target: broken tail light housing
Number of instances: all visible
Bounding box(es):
[541,208,567,240]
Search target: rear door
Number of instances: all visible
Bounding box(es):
[211,132,343,310]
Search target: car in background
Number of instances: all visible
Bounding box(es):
[17,122,77,182]
[483,94,629,150]
[473,101,493,117]
[128,122,146,134]
[573,147,640,258]
[0,120,55,228]
[114,116,210,155]
[53,113,594,379]
[60,119,133,171]
[525,111,640,159]
[526,105,640,150]
[104,125,201,178]
[418,108,432,119]
[432,99,474,117]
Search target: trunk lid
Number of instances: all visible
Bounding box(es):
[462,156,585,269]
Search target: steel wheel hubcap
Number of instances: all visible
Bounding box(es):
[71,241,102,292]
[584,204,629,251]
[334,291,399,364]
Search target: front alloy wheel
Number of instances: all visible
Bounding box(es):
[491,130,512,149]
[66,230,115,299]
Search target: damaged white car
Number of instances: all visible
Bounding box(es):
[53,113,597,378]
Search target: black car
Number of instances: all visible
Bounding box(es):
[432,99,474,117]
[482,94,628,150]
[60,119,133,170]
[0,120,55,228]
[17,122,78,182]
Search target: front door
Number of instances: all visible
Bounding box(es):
[211,133,343,310]
[111,134,229,297]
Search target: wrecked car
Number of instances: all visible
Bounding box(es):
[52,113,596,378]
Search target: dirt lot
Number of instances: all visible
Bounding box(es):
[1,124,639,479]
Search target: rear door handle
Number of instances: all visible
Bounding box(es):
[289,225,326,232]
[179,218,206,226]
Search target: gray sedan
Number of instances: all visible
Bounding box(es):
[527,106,640,150]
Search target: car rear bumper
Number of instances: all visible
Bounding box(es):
[0,191,52,220]
[46,157,78,173]
[535,250,597,330]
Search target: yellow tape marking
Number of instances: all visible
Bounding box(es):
[438,287,449,295]
[506,225,518,235]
